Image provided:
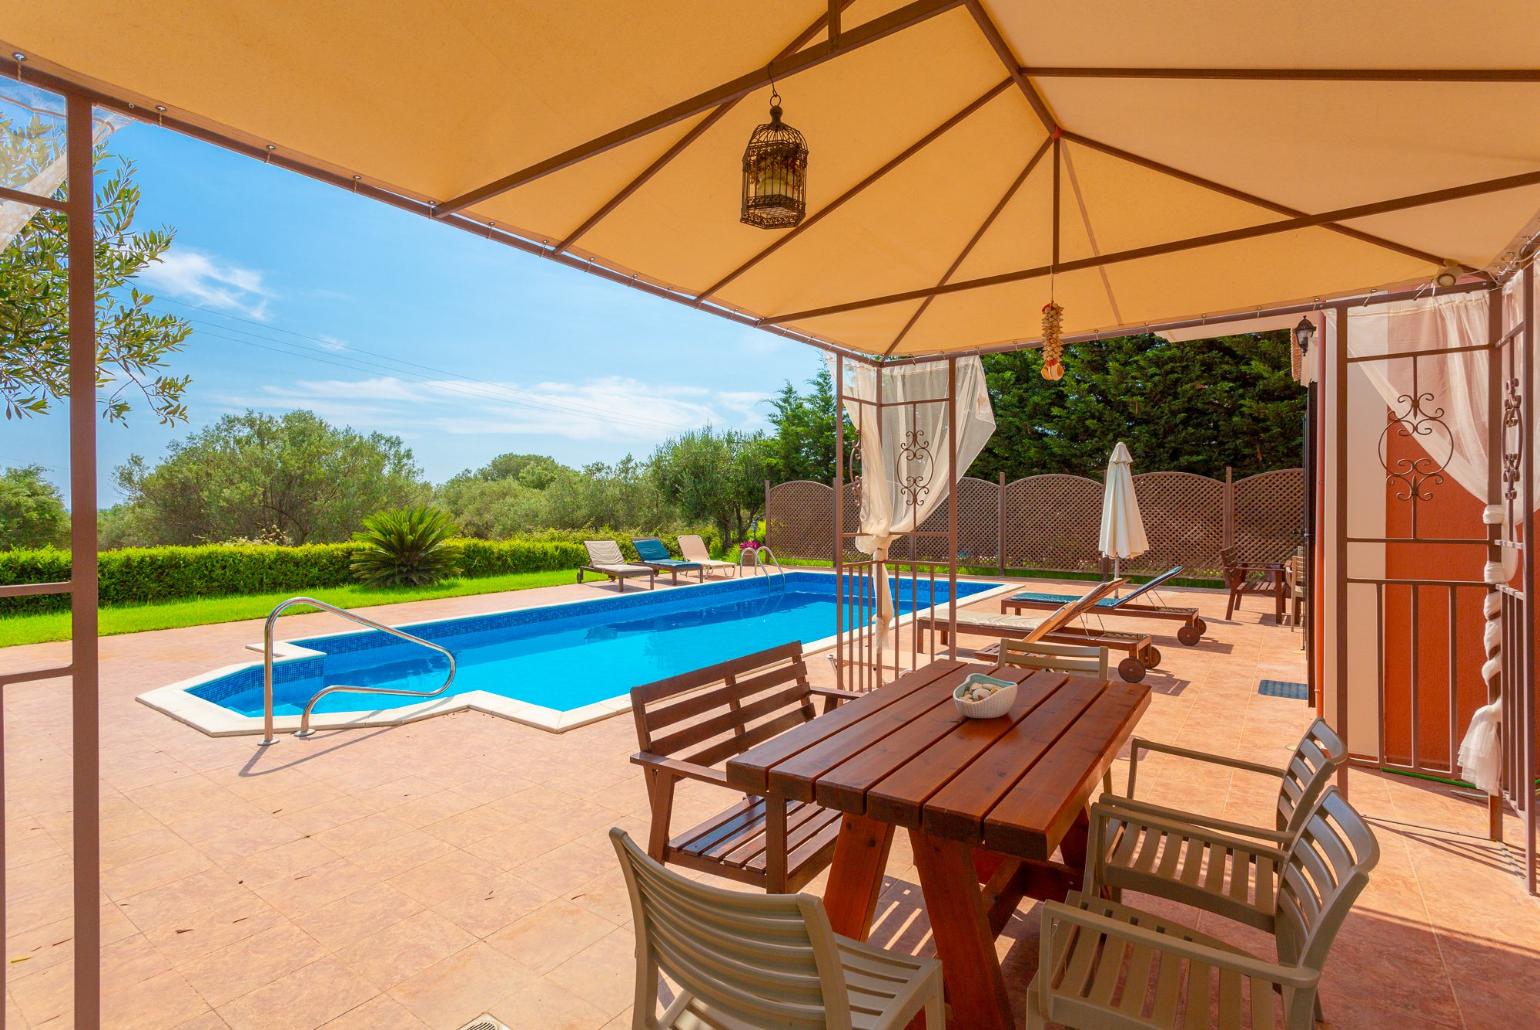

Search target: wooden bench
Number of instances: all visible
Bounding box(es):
[629,641,861,892]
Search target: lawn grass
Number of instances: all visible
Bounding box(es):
[0,568,578,648]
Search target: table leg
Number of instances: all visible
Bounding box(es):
[909,829,1014,1030]
[822,813,895,941]
[1058,805,1091,876]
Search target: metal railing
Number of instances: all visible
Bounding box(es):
[738,544,787,585]
[261,596,457,745]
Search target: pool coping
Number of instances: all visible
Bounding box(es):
[136,570,1018,737]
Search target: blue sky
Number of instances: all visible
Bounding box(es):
[8,119,824,507]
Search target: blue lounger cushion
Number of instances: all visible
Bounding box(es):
[1009,565,1186,608]
[633,537,701,568]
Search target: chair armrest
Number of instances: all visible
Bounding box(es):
[1039,901,1320,991]
[1129,736,1288,779]
[1090,801,1287,862]
[809,686,864,704]
[630,752,730,788]
[1092,794,1293,845]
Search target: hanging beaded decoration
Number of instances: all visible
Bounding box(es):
[1040,300,1065,381]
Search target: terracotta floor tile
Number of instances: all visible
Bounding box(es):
[544,927,639,1019]
[103,969,212,1030]
[387,942,540,1028]
[295,880,426,952]
[334,908,476,990]
[488,898,619,973]
[218,956,377,1030]
[322,993,429,1029]
[178,921,331,1008]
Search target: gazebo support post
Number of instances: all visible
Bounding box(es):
[1333,305,1350,798]
[947,357,959,660]
[1486,289,1505,845]
[1522,247,1537,894]
[66,90,102,1030]
[834,356,845,691]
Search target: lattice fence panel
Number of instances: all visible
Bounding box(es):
[1002,475,1104,572]
[1234,469,1305,564]
[765,480,834,561]
[907,477,1001,566]
[1132,471,1227,577]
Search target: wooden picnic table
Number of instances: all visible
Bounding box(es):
[726,658,1150,1030]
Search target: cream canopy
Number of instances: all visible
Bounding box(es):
[7,0,1539,359]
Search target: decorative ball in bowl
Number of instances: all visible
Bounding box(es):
[953,673,1017,719]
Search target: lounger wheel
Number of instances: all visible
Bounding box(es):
[1117,657,1146,683]
[1141,646,1162,669]
[1193,617,1208,635]
[1177,624,1202,645]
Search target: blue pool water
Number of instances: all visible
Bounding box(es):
[191,572,998,716]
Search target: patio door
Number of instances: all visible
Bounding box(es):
[1325,271,1537,895]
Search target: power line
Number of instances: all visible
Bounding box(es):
[151,300,703,435]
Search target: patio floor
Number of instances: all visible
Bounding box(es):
[2,576,1536,1028]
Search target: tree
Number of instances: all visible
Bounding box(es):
[0,112,192,424]
[969,332,1304,480]
[650,428,774,546]
[453,452,568,490]
[766,365,842,483]
[0,465,69,549]
[542,456,675,531]
[113,410,429,545]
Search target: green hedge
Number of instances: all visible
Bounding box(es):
[0,533,702,614]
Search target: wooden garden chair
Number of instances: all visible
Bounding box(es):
[1028,787,1378,1029]
[1115,717,1347,842]
[610,828,943,1029]
[628,641,859,892]
[1220,544,1288,622]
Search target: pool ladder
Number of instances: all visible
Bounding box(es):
[260,596,457,746]
[739,544,785,578]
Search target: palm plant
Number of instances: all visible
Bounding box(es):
[351,506,461,587]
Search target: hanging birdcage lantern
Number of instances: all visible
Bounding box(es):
[1040,301,1065,381]
[741,89,807,229]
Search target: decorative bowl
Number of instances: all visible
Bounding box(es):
[953,673,1017,719]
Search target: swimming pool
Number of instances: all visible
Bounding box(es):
[140,571,1007,734]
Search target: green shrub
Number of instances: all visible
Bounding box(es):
[0,527,725,616]
[351,508,462,587]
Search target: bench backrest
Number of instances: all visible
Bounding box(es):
[1000,639,1109,680]
[631,641,816,768]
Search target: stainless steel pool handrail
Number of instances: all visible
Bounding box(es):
[260,596,456,745]
[738,544,786,581]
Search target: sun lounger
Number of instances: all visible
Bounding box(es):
[632,536,704,584]
[578,539,655,591]
[999,565,1208,645]
[917,580,1160,683]
[677,534,737,577]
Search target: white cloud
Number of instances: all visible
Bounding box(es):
[138,248,273,319]
[315,335,348,352]
[218,374,773,444]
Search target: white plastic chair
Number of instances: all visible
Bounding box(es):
[1028,787,1379,1029]
[610,828,942,1029]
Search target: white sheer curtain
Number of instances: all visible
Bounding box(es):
[831,355,996,651]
